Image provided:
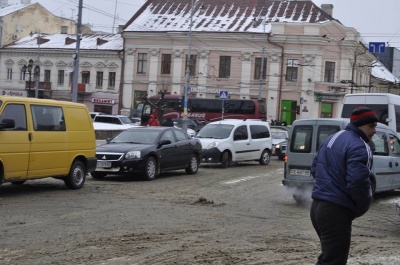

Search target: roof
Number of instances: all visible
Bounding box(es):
[371,60,400,83]
[3,33,123,50]
[0,3,31,17]
[124,0,336,33]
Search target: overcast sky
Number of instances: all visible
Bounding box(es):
[24,0,400,49]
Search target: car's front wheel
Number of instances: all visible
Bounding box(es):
[221,151,231,168]
[64,160,86,189]
[259,149,271,165]
[185,154,199,174]
[143,156,157,181]
[10,180,26,185]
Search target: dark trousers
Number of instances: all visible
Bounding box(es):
[310,199,352,265]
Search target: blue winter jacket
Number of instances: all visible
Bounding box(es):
[311,123,373,219]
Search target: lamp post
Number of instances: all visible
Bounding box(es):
[34,65,40,98]
[183,0,204,131]
[22,59,34,97]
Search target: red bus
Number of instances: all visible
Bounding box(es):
[140,94,266,125]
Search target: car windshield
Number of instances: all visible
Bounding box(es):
[119,117,133,124]
[195,124,234,139]
[272,131,287,139]
[110,130,159,144]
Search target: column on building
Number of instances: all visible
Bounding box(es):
[172,49,183,95]
[148,48,159,96]
[240,52,252,99]
[268,52,281,120]
[122,47,136,114]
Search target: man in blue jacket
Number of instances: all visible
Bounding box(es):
[310,106,378,265]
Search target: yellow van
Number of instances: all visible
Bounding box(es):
[0,96,97,189]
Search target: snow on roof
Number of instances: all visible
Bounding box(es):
[0,3,30,17]
[371,60,400,83]
[4,33,123,50]
[124,0,335,33]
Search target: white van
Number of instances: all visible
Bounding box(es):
[195,119,272,167]
[282,118,400,203]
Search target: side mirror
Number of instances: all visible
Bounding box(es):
[0,119,15,129]
[158,139,172,146]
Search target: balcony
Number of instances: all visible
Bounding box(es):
[25,81,52,90]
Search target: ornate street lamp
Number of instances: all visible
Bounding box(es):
[22,59,34,97]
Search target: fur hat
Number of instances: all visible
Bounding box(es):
[350,107,378,127]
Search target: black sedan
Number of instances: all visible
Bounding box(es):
[91,127,202,180]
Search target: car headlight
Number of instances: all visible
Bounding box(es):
[207,141,218,149]
[125,151,141,159]
[275,144,281,148]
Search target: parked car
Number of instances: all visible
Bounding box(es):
[90,112,105,120]
[93,114,136,125]
[195,119,272,167]
[283,118,400,203]
[275,140,287,161]
[271,128,288,155]
[172,118,204,132]
[91,127,202,180]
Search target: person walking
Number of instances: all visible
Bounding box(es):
[147,114,160,126]
[310,106,378,265]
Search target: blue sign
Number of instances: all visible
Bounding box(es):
[219,90,229,100]
[369,42,386,53]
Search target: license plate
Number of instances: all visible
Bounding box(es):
[97,161,111,168]
[290,169,310,176]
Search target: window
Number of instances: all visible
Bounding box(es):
[371,131,389,156]
[219,56,231,78]
[185,55,196,76]
[390,134,400,156]
[250,125,270,139]
[175,129,189,141]
[96,71,103,87]
[160,130,176,143]
[233,125,248,141]
[254,57,267,80]
[69,72,74,85]
[57,70,64,85]
[316,125,340,150]
[20,68,26,81]
[44,70,51,83]
[7,68,12,80]
[31,105,65,131]
[161,54,171,74]
[137,53,147,74]
[108,72,116,88]
[286,59,298,82]
[81,71,90,84]
[0,104,27,130]
[324,61,335,83]
[290,125,312,153]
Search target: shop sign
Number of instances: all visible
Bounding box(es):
[92,98,115,104]
[1,89,26,97]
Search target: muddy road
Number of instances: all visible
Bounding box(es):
[0,158,399,265]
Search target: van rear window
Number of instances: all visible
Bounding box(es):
[290,125,312,153]
[317,126,340,150]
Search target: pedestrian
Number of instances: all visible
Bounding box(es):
[310,106,377,265]
[271,119,276,126]
[162,117,174,127]
[147,114,160,126]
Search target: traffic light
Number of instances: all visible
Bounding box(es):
[296,105,300,115]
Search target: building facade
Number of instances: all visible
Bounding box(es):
[0,33,123,114]
[121,0,376,124]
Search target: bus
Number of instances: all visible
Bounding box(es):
[341,93,400,136]
[140,94,267,125]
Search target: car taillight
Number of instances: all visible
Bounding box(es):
[284,155,288,162]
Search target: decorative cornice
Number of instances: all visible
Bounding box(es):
[241,52,252,61]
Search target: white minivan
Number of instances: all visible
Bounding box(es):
[282,118,400,203]
[195,119,272,167]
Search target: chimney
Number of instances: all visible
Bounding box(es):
[321,4,333,16]
[0,0,8,8]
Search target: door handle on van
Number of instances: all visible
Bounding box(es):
[28,132,32,141]
[389,162,393,168]
[395,162,399,167]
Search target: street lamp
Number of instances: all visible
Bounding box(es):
[22,59,34,97]
[183,0,204,131]
[34,65,40,98]
[252,17,267,101]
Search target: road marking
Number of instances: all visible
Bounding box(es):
[222,174,263,185]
